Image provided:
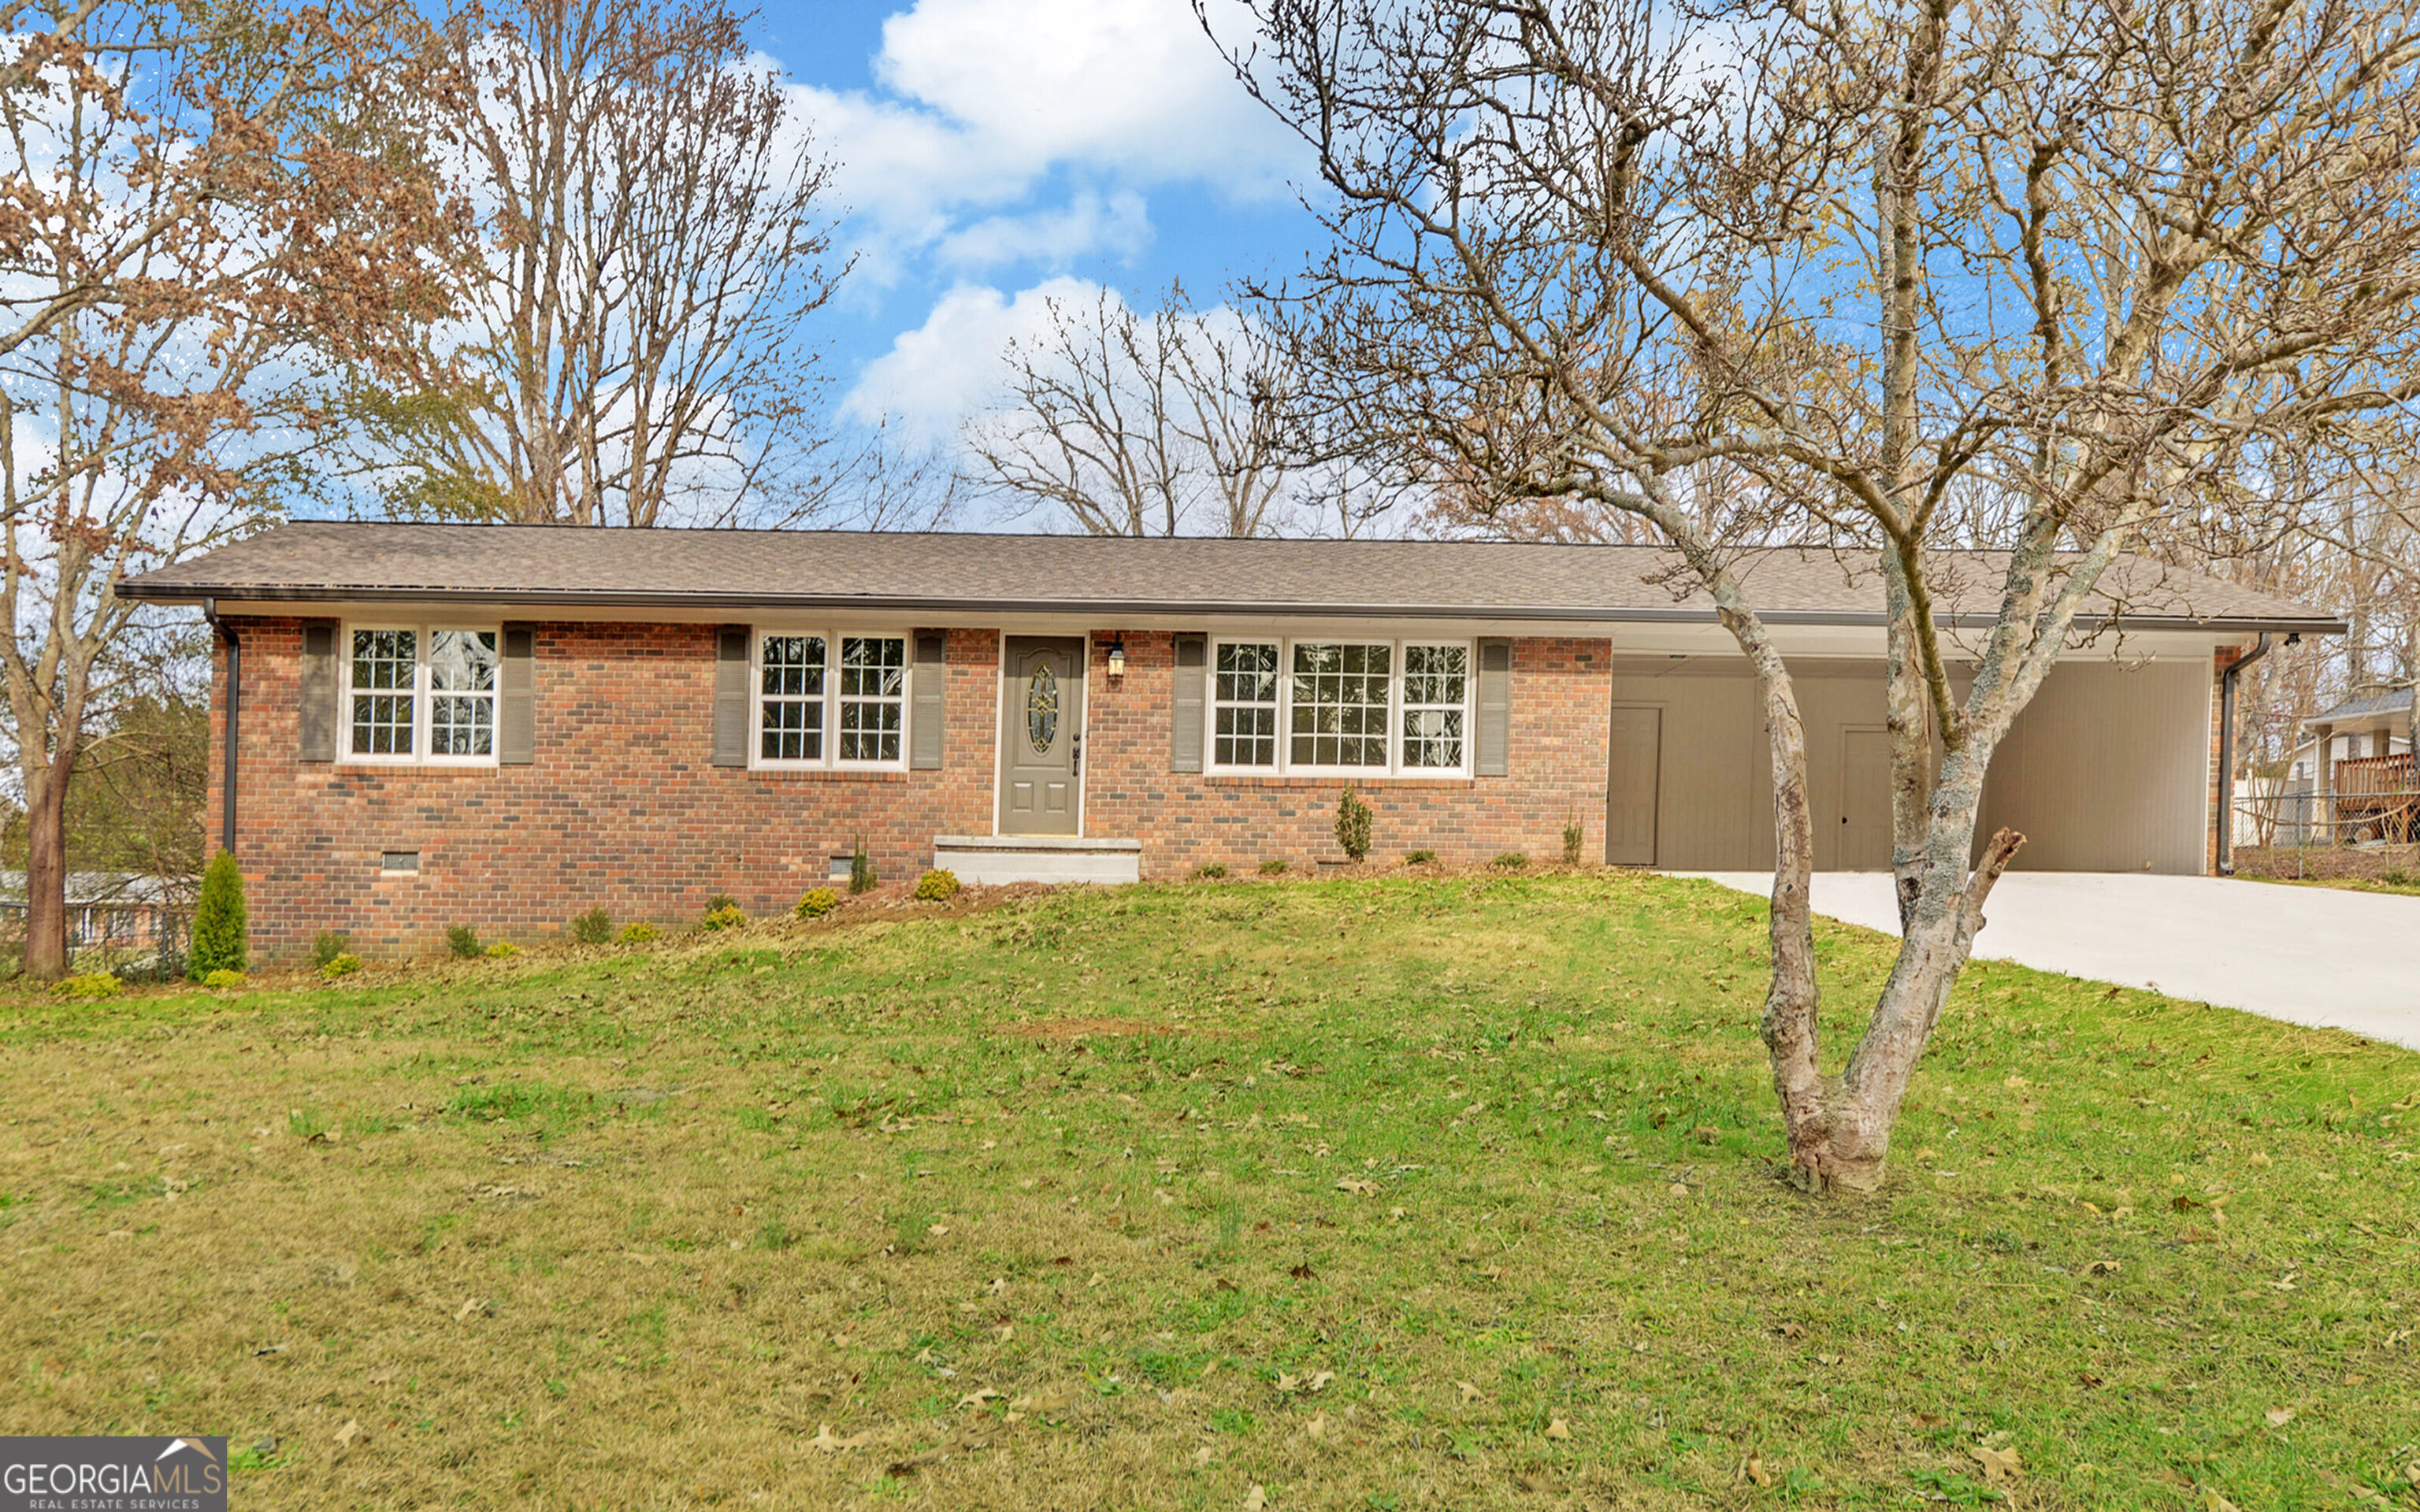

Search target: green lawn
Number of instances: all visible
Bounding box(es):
[2,872,2414,1510]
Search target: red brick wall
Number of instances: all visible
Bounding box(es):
[212,620,1615,958]
[1083,632,1613,877]
[212,621,999,959]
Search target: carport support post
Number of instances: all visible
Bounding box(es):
[2218,634,2271,876]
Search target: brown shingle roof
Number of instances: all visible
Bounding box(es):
[118,521,2344,631]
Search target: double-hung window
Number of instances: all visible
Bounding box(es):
[343,627,499,764]
[1205,637,1473,776]
[753,631,908,769]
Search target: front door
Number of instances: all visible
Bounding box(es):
[1605,706,1661,865]
[1000,636,1085,835]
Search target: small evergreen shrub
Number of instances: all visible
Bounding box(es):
[913,869,961,902]
[1562,817,1585,866]
[1190,862,1229,880]
[1491,851,1529,870]
[187,851,248,980]
[1405,849,1437,865]
[705,893,737,914]
[52,971,123,999]
[446,924,482,959]
[1334,783,1373,862]
[570,907,613,945]
[794,888,839,920]
[202,969,247,990]
[321,953,362,979]
[701,904,747,932]
[620,921,662,944]
[310,930,351,969]
[848,841,876,895]
[1258,858,1289,876]
[485,941,522,958]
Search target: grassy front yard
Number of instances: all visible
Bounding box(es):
[2,872,2414,1510]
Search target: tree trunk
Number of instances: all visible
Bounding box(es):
[20,758,72,980]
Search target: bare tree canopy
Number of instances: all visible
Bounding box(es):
[343,0,846,528]
[963,282,1320,538]
[1208,0,2420,1188]
[2,0,460,978]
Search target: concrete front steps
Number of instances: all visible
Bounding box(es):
[932,834,1142,886]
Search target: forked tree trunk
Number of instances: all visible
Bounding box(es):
[20,758,72,980]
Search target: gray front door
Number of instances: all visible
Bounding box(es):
[1000,636,1085,835]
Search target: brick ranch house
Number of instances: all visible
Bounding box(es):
[121,523,2339,960]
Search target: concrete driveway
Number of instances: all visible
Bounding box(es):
[1694,871,2420,1052]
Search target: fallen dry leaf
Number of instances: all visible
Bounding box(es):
[332,1420,366,1451]
[2085,1259,2121,1277]
[1191,1445,1215,1466]
[811,1424,873,1453]
[1746,1455,1774,1488]
[955,1388,1003,1411]
[1457,1380,1485,1405]
[1544,1418,1572,1441]
[2265,1406,2295,1427]
[1334,1177,1379,1195]
[1305,1413,1330,1440]
[1969,1444,2024,1482]
[1243,1484,1268,1510]
[454,1297,485,1321]
[2202,1492,2244,1512]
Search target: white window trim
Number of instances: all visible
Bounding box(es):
[337,622,502,768]
[748,629,911,773]
[1204,636,1475,779]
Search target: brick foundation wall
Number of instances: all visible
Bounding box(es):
[211,620,1615,958]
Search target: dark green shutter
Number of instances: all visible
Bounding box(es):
[1475,638,1512,777]
[299,620,336,762]
[911,632,946,770]
[711,626,750,767]
[1171,633,1207,772]
[499,624,535,765]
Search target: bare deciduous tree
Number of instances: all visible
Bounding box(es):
[965,283,1309,537]
[1,0,457,978]
[1210,0,2420,1188]
[346,0,844,528]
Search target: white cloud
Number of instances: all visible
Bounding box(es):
[841,276,1112,443]
[785,0,1301,281]
[937,190,1152,271]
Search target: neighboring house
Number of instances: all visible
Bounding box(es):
[0,869,184,955]
[121,523,2340,958]
[2281,688,2417,844]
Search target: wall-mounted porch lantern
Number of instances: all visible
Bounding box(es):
[1104,638,1126,680]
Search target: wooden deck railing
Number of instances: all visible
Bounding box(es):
[2334,753,2416,797]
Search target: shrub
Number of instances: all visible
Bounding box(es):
[321,953,363,979]
[202,969,247,990]
[1190,862,1229,880]
[1491,851,1529,870]
[1562,817,1585,866]
[619,921,662,944]
[1334,783,1373,862]
[485,941,522,958]
[705,893,737,914]
[187,851,248,980]
[445,924,482,959]
[1405,849,1437,865]
[310,929,351,969]
[848,840,876,895]
[570,907,613,945]
[701,904,746,932]
[52,971,123,1000]
[794,888,839,920]
[1258,858,1289,876]
[914,869,961,902]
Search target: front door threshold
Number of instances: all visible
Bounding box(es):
[934,834,1141,886]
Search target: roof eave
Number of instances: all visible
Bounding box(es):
[113,579,2348,636]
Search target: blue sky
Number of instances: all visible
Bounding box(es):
[748,0,1324,448]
